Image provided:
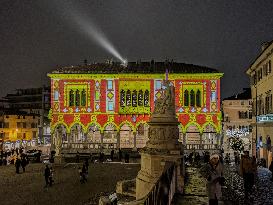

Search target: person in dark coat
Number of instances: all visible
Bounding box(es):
[118,148,123,162]
[44,165,50,187]
[84,158,89,173]
[49,167,54,186]
[269,158,273,182]
[21,155,27,172]
[76,151,80,163]
[110,149,114,161]
[81,164,87,183]
[15,156,21,174]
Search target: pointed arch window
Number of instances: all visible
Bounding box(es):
[144,90,150,107]
[138,90,143,106]
[184,90,189,106]
[120,90,125,107]
[81,89,86,106]
[69,90,74,106]
[196,89,201,107]
[190,90,195,107]
[75,89,80,106]
[126,90,131,106]
[132,90,137,107]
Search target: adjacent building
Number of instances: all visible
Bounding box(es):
[0,110,39,150]
[246,41,273,166]
[2,86,51,145]
[221,88,252,155]
[48,61,223,153]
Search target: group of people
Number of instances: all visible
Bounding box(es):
[200,150,259,205]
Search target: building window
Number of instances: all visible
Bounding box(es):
[120,90,125,107]
[54,90,59,101]
[132,90,137,107]
[69,90,74,106]
[138,90,143,106]
[32,131,37,138]
[31,123,36,128]
[144,90,150,107]
[190,90,195,107]
[184,90,189,106]
[196,90,201,107]
[17,122,21,128]
[107,80,113,90]
[23,122,26,128]
[75,89,80,106]
[81,89,86,106]
[249,112,252,119]
[126,90,131,106]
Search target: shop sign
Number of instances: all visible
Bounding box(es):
[257,114,273,123]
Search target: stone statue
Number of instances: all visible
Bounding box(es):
[55,128,63,156]
[154,80,175,114]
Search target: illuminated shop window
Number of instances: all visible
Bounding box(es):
[120,90,125,107]
[132,90,137,107]
[126,90,131,106]
[75,89,80,106]
[138,90,143,106]
[190,90,195,106]
[196,89,201,107]
[144,90,150,107]
[184,90,189,106]
[69,90,74,106]
[81,89,86,106]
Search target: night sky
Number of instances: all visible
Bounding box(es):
[0,0,272,99]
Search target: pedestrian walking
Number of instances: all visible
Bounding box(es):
[21,155,27,172]
[49,167,54,186]
[44,165,50,188]
[269,158,273,182]
[240,151,255,200]
[15,156,21,174]
[110,149,114,161]
[76,151,80,163]
[84,158,89,174]
[200,153,224,205]
[118,148,123,162]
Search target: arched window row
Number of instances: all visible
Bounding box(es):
[69,89,87,107]
[183,89,202,107]
[120,89,150,107]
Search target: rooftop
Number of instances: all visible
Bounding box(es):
[223,88,252,100]
[51,61,220,74]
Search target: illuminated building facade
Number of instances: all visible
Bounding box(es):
[48,61,223,151]
[0,111,39,150]
[221,88,252,155]
[246,41,273,166]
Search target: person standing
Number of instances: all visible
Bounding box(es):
[15,156,21,174]
[44,165,50,188]
[49,167,54,186]
[118,148,122,162]
[269,158,273,182]
[240,151,255,200]
[21,155,27,172]
[110,149,114,161]
[200,153,224,205]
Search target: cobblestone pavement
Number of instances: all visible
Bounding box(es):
[224,165,273,205]
[173,164,273,205]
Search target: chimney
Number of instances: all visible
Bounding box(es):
[261,42,270,51]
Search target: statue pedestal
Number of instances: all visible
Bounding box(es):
[136,151,183,200]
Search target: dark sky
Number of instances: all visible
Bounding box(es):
[0,0,272,99]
